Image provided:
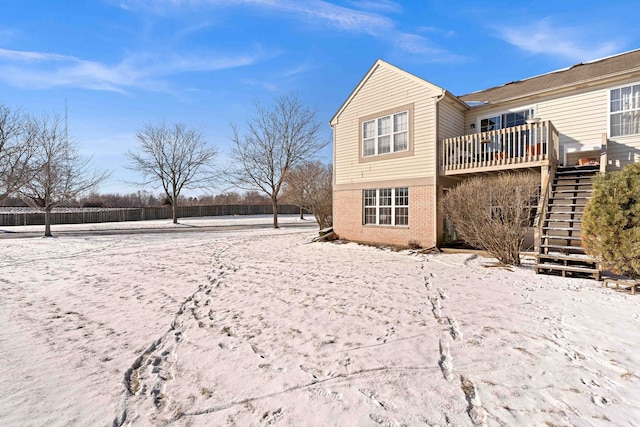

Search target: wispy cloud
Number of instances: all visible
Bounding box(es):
[0,46,277,93]
[231,0,395,36]
[348,0,403,14]
[282,62,313,77]
[0,48,74,63]
[0,28,20,44]
[174,19,216,40]
[120,0,392,33]
[240,78,279,92]
[392,33,444,56]
[417,26,455,38]
[495,18,622,63]
[120,0,458,60]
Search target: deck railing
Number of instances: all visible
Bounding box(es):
[440,120,560,175]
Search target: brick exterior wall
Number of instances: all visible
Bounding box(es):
[333,185,437,247]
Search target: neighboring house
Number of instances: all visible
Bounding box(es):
[330,49,640,263]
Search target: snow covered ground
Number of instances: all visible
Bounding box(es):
[1,218,639,426]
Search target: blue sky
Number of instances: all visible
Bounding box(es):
[1,0,638,195]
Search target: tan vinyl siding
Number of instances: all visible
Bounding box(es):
[438,99,466,141]
[334,63,440,185]
[537,89,606,163]
[607,135,640,170]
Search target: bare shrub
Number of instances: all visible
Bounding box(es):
[442,173,539,265]
[408,239,422,250]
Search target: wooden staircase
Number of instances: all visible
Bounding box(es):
[534,165,601,279]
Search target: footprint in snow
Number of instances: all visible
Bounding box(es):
[313,388,343,401]
[300,364,322,379]
[259,363,286,373]
[369,413,399,427]
[260,407,284,426]
[251,343,269,358]
[218,342,237,352]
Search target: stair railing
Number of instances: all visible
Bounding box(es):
[534,165,556,254]
[600,133,608,174]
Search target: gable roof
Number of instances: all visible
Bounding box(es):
[330,59,445,126]
[460,48,640,105]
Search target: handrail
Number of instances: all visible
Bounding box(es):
[440,120,559,174]
[534,165,555,255]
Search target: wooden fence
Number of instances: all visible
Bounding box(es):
[0,204,305,227]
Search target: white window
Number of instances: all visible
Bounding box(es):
[363,187,409,226]
[479,108,534,132]
[362,111,409,157]
[610,84,640,137]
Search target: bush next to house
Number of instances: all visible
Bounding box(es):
[582,163,640,279]
[442,173,539,266]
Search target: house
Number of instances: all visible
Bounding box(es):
[330,49,640,277]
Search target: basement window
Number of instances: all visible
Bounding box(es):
[363,187,409,226]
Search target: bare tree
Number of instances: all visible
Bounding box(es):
[19,115,110,237]
[283,161,333,229]
[442,173,539,265]
[127,121,218,224]
[229,92,327,228]
[0,104,35,202]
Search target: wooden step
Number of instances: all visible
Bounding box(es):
[554,180,594,184]
[540,244,586,252]
[550,195,590,200]
[555,174,595,180]
[543,226,581,232]
[549,203,587,208]
[543,236,582,241]
[556,166,599,174]
[550,199,590,204]
[553,189,593,193]
[553,182,593,191]
[554,176,596,181]
[545,218,582,223]
[554,178,595,183]
[546,211,584,216]
[536,263,598,274]
[537,253,597,263]
[535,263,600,279]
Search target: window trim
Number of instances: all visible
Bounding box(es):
[476,106,536,132]
[608,82,640,138]
[359,104,414,163]
[362,187,409,226]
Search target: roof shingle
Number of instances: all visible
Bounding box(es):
[459,49,640,105]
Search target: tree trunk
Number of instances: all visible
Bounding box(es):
[299,206,304,220]
[44,209,52,237]
[271,197,279,228]
[172,202,178,224]
[172,191,178,224]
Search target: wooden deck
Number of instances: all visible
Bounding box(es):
[439,120,560,176]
